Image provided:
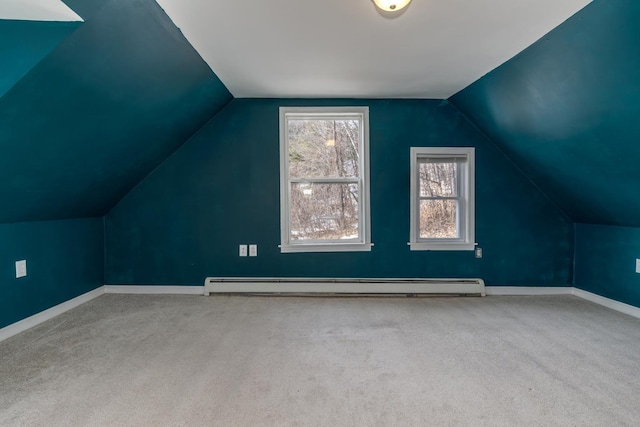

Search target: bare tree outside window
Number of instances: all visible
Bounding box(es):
[287,119,360,240]
[280,107,371,253]
[409,147,475,251]
[419,161,459,239]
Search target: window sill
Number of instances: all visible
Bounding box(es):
[408,242,475,251]
[281,242,373,253]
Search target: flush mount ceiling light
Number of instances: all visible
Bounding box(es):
[372,0,412,13]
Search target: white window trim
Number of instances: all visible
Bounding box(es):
[279,106,372,253]
[409,147,475,251]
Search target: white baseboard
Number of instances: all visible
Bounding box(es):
[486,286,640,319]
[0,286,105,343]
[485,286,574,296]
[104,285,204,295]
[2,285,638,343]
[572,288,640,319]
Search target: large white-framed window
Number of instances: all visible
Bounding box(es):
[279,107,371,253]
[409,147,475,251]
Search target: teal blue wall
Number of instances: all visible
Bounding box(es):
[9,0,640,325]
[0,19,80,98]
[574,223,640,307]
[450,0,640,227]
[0,218,104,329]
[106,99,573,286]
[0,0,231,223]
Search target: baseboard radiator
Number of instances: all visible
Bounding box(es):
[203,277,485,297]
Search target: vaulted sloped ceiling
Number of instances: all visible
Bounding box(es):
[451,0,640,227]
[1,0,629,228]
[0,1,82,96]
[0,20,80,98]
[0,0,231,224]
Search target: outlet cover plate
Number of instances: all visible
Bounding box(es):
[249,244,257,257]
[239,245,248,257]
[636,259,640,273]
[16,260,27,278]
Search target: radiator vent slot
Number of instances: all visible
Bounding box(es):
[204,277,485,297]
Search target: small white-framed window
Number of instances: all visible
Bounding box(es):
[409,147,475,251]
[279,107,371,253]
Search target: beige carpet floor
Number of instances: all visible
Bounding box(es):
[1,294,640,426]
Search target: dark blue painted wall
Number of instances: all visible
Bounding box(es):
[0,19,80,98]
[575,223,640,307]
[0,0,232,224]
[451,0,640,227]
[0,218,104,329]
[106,99,573,286]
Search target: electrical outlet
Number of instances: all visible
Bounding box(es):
[239,245,248,257]
[249,244,257,257]
[636,259,640,273]
[16,260,27,278]
[475,247,483,258]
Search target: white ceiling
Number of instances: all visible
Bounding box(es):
[0,0,82,21]
[164,0,590,98]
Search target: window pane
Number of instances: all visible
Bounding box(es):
[290,183,359,241]
[420,199,458,239]
[288,119,360,179]
[419,161,457,197]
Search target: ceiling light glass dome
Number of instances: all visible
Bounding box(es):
[372,0,412,12]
